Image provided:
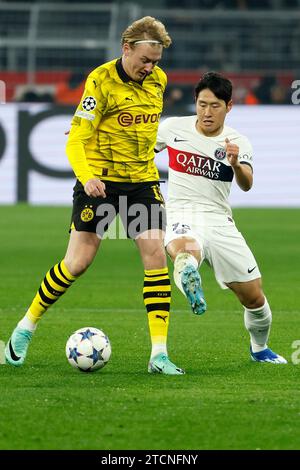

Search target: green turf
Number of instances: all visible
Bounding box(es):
[0,205,299,450]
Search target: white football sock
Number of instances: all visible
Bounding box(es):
[174,252,199,296]
[151,343,168,359]
[18,313,37,332]
[244,298,272,353]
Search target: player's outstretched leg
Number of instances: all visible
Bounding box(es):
[5,260,78,366]
[244,299,287,364]
[174,253,206,315]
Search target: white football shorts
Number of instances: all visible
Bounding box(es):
[165,213,261,289]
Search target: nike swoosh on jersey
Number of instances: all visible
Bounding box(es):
[9,340,21,361]
[248,266,257,273]
[174,137,187,142]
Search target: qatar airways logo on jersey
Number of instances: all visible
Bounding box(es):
[118,112,161,127]
[168,146,234,182]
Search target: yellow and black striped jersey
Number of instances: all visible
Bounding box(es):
[66,58,167,184]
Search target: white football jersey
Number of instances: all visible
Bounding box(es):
[156,115,253,223]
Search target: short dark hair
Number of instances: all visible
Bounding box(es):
[195,72,232,105]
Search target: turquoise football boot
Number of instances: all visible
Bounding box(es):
[181,265,207,315]
[148,353,185,375]
[5,327,33,366]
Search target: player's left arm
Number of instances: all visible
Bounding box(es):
[66,72,107,186]
[225,137,253,191]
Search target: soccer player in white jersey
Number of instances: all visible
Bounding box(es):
[155,72,287,364]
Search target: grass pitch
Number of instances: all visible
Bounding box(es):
[0,205,299,450]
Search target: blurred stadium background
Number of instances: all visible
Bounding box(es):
[0,0,299,206]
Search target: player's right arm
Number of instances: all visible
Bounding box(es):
[66,71,107,197]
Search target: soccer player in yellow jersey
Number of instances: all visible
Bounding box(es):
[5,16,184,375]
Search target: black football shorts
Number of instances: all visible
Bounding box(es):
[70,180,166,239]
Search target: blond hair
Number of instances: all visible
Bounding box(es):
[121,16,172,48]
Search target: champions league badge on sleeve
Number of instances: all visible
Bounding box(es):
[214,148,226,160]
[82,96,97,111]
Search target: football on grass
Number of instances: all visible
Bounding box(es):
[66,327,111,372]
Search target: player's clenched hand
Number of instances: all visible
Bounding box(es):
[225,138,240,167]
[84,178,106,198]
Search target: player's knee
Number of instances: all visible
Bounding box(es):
[243,292,265,309]
[152,248,167,266]
[167,238,201,263]
[64,257,93,276]
[143,246,166,269]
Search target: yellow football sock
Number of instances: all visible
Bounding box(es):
[143,267,171,356]
[27,260,78,323]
